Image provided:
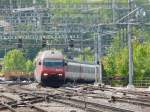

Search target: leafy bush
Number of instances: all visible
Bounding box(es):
[3,49,26,72]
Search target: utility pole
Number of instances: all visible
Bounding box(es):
[4,48,7,56]
[46,0,49,9]
[94,29,102,85]
[18,0,21,8]
[127,0,134,89]
[33,0,36,5]
[112,0,115,23]
[9,0,12,9]
[97,26,102,84]
[94,34,98,84]
[98,32,102,84]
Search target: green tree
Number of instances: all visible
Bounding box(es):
[103,41,150,81]
[2,49,26,72]
[133,42,150,80]
[77,47,94,63]
[25,60,34,75]
[102,26,150,86]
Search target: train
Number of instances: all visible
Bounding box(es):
[34,50,99,86]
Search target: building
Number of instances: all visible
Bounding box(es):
[0,20,12,33]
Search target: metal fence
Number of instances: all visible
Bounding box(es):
[103,76,150,88]
[133,78,150,88]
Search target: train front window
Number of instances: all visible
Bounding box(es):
[43,59,64,67]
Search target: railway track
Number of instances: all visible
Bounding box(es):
[0,93,48,112]
[47,94,134,112]
[86,89,150,106]
[0,96,48,112]
[0,83,85,112]
[0,83,49,112]
[56,85,150,107]
[75,85,150,106]
[16,85,138,112]
[1,82,150,112]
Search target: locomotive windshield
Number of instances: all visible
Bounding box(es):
[43,59,64,67]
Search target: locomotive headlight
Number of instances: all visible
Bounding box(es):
[43,73,48,76]
[58,74,63,76]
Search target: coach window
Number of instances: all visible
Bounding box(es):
[73,65,77,72]
[82,65,84,73]
[90,67,93,73]
[76,65,80,73]
[83,67,87,73]
[38,61,41,65]
[69,65,73,72]
[89,68,91,73]
[92,68,95,74]
[88,67,90,73]
[85,67,89,73]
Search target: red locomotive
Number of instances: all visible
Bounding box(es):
[34,50,65,86]
[34,50,98,86]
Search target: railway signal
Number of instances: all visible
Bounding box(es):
[64,47,69,52]
[42,37,47,48]
[97,61,99,65]
[69,39,74,48]
[17,38,22,48]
